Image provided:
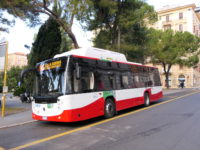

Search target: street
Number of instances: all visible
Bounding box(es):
[0,90,200,150]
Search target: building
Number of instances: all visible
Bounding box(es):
[8,52,28,70]
[149,4,200,36]
[148,4,200,88]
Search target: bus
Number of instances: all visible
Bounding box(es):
[25,47,162,122]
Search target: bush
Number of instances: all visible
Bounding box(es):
[13,86,26,96]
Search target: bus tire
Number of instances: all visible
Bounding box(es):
[104,98,116,118]
[144,93,150,107]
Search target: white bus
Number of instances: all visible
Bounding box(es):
[25,47,162,122]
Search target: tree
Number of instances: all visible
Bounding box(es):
[60,28,73,53]
[7,66,23,91]
[84,0,156,63]
[0,0,92,49]
[0,66,27,93]
[28,16,61,66]
[147,29,200,88]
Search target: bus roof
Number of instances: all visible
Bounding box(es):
[54,47,157,68]
[54,47,127,62]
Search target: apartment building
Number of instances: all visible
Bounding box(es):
[148,4,200,88]
[8,52,28,70]
[150,4,200,36]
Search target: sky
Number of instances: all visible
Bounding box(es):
[0,0,199,54]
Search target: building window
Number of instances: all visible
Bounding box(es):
[166,15,170,22]
[193,26,196,33]
[164,25,171,30]
[179,24,183,31]
[179,12,183,19]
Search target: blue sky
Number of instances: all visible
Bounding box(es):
[0,0,199,54]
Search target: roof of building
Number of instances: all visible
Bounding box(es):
[9,52,27,56]
[157,3,196,14]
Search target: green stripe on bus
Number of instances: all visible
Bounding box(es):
[103,91,114,99]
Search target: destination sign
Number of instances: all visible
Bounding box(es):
[38,60,62,71]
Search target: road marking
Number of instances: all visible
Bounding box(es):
[9,91,200,150]
[0,120,37,130]
[164,96,176,98]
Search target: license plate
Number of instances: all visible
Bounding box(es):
[42,116,47,120]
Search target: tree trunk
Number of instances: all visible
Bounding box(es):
[162,63,172,89]
[165,72,170,89]
[67,29,79,49]
[40,5,80,49]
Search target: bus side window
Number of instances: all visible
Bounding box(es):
[115,73,122,90]
[73,68,95,93]
[149,68,155,86]
[121,72,133,89]
[153,69,161,86]
[73,70,81,93]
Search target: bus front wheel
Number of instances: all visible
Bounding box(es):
[104,99,116,118]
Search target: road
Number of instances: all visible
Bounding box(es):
[0,90,200,150]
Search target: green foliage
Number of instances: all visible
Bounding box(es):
[28,17,61,67]
[60,28,73,53]
[0,66,25,93]
[13,86,26,96]
[7,66,24,91]
[86,0,157,63]
[147,29,200,88]
[0,0,92,48]
[148,29,200,66]
[0,0,40,28]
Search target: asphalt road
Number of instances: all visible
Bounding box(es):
[0,89,200,150]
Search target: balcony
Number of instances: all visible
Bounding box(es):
[162,18,187,26]
[162,20,173,26]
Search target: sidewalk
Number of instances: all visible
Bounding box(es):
[0,88,198,129]
[162,88,195,95]
[0,94,34,129]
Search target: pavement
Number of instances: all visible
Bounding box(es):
[0,88,197,129]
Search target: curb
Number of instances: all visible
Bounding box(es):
[0,120,36,129]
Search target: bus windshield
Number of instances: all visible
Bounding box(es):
[35,70,65,96]
[34,57,68,97]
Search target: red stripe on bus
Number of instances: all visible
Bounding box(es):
[32,91,162,122]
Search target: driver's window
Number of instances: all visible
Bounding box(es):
[73,70,95,93]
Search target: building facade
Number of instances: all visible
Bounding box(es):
[8,52,28,70]
[148,4,200,88]
[149,4,200,36]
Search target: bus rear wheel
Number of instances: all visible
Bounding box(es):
[144,93,150,107]
[104,99,116,118]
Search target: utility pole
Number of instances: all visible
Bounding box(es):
[0,41,8,117]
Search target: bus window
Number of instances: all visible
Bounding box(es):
[89,72,95,90]
[73,70,95,93]
[154,69,161,86]
[122,75,129,88]
[115,73,122,90]
[73,70,81,93]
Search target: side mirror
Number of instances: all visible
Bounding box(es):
[75,63,81,80]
